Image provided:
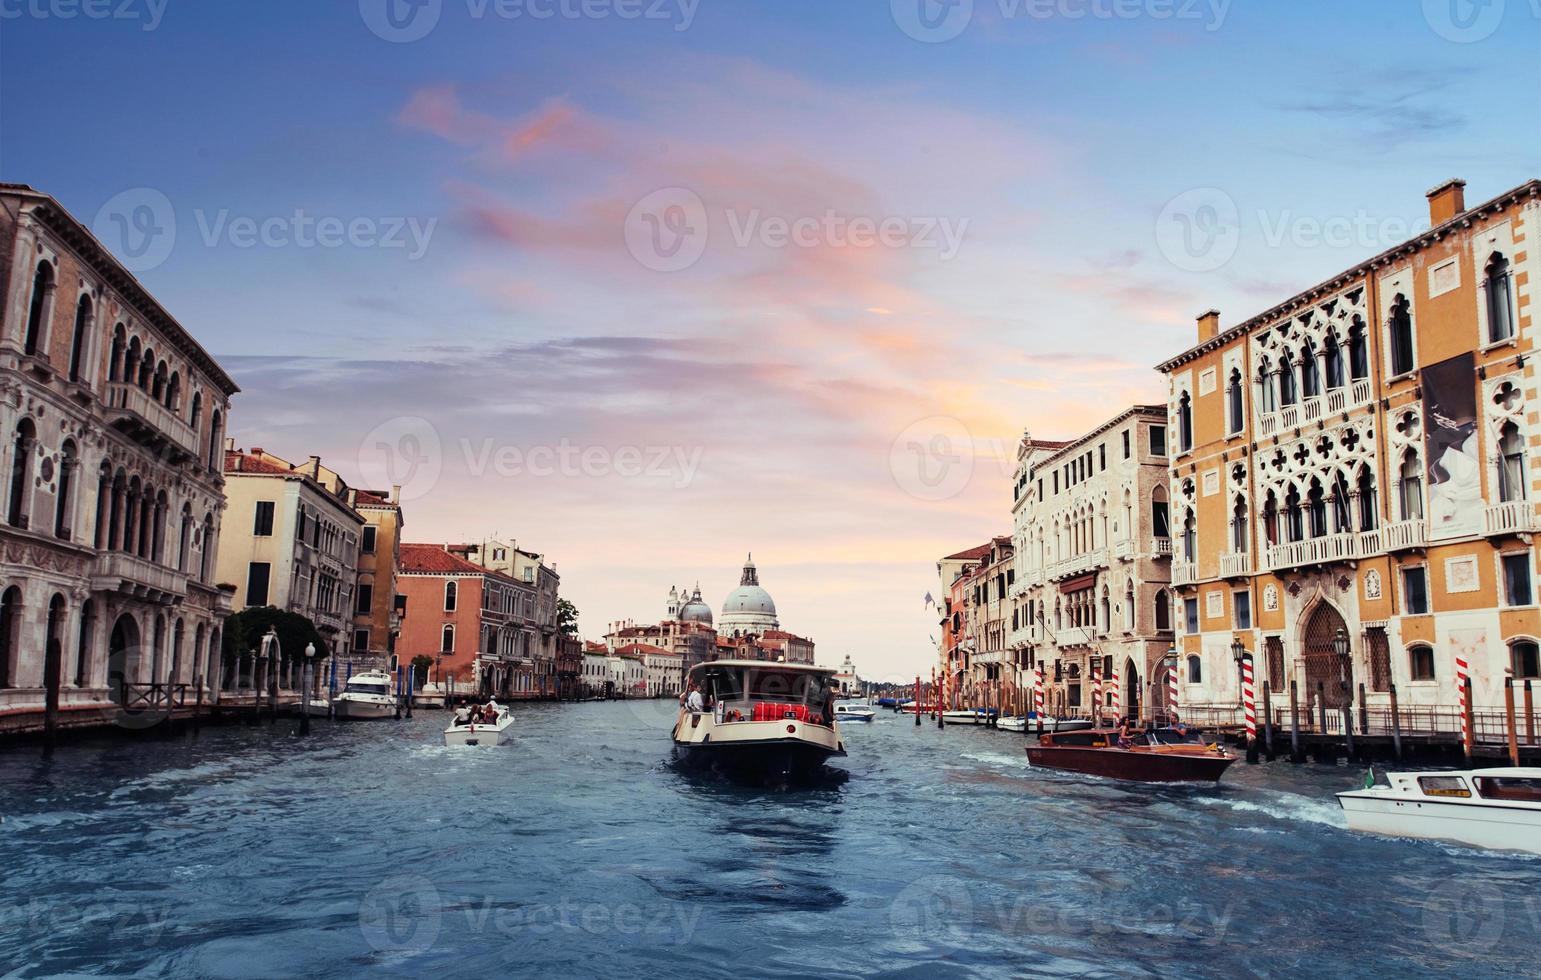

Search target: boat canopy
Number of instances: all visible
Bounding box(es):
[688,661,838,707]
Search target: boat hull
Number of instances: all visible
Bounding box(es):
[997,717,1094,735]
[1336,791,1541,854]
[835,710,875,723]
[444,722,513,747]
[333,698,396,720]
[673,737,841,782]
[1026,745,1234,782]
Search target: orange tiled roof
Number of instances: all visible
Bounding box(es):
[401,543,516,582]
[943,542,995,562]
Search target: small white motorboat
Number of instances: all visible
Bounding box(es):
[834,700,876,722]
[333,670,397,721]
[997,715,1095,734]
[1337,767,1541,854]
[941,709,999,726]
[302,697,332,718]
[444,704,514,746]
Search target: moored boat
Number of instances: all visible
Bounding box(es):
[997,715,1095,735]
[672,660,846,782]
[1025,727,1235,782]
[1336,767,1541,854]
[333,669,397,721]
[444,703,515,746]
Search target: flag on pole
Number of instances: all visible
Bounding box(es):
[923,591,935,607]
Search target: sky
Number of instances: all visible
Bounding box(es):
[2,0,1538,681]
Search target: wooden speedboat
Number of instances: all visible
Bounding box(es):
[672,660,846,782]
[444,704,514,746]
[1336,767,1541,854]
[1025,727,1235,782]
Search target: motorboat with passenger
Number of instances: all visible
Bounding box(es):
[1336,767,1541,854]
[1025,725,1235,782]
[834,700,876,722]
[443,702,514,746]
[332,669,397,720]
[672,660,846,781]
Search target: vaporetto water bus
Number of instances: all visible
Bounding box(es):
[672,660,847,781]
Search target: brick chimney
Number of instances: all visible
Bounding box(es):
[1197,309,1222,342]
[1426,179,1466,226]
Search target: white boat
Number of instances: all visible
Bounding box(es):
[444,704,514,746]
[302,697,332,718]
[1336,767,1541,854]
[834,700,876,722]
[942,709,1000,726]
[672,660,846,782]
[997,715,1095,734]
[333,670,397,720]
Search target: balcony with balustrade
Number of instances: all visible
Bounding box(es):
[1379,519,1428,552]
[1266,533,1360,572]
[1256,379,1373,440]
[1219,551,1252,579]
[104,382,200,463]
[1151,537,1173,559]
[1054,625,1096,648]
[1049,551,1105,582]
[1171,560,1197,586]
[92,552,190,605]
[1484,501,1537,537]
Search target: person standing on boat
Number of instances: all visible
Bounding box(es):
[685,685,705,713]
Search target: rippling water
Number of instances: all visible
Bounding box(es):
[1,702,1536,978]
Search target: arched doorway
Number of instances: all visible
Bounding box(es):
[1301,601,1351,710]
[108,613,141,703]
[45,594,67,719]
[0,586,20,689]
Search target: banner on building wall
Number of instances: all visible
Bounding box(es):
[1422,352,1481,541]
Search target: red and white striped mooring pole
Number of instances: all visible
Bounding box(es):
[1034,666,1044,714]
[1242,651,1258,764]
[1168,658,1181,723]
[1456,654,1472,762]
[1107,666,1120,721]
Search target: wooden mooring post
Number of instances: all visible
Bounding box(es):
[1388,683,1404,762]
[1526,679,1535,746]
[1342,692,1355,762]
[1505,678,1520,768]
[1462,676,1476,767]
[1262,681,1275,761]
[1289,680,1302,764]
[1316,682,1327,734]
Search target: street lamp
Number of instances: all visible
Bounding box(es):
[1231,637,1247,708]
[300,641,317,735]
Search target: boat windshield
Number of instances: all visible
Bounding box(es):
[1473,776,1541,803]
[344,681,391,696]
[694,666,839,726]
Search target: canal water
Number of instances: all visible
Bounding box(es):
[1,702,1536,979]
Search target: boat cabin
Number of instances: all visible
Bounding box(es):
[687,660,840,728]
[1397,771,1541,803]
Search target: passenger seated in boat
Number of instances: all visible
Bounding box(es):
[685,686,705,713]
[1116,718,1134,749]
[453,706,469,725]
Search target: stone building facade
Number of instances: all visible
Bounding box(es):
[0,184,238,734]
[1157,178,1541,721]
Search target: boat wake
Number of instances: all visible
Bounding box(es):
[1193,789,1347,829]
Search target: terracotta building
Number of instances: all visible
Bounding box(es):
[1156,178,1541,722]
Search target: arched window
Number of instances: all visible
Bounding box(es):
[152,361,168,401]
[1332,471,1352,533]
[190,391,203,430]
[1151,484,1170,539]
[1300,345,1320,399]
[1187,654,1203,684]
[178,503,193,572]
[124,336,142,387]
[1278,355,1298,406]
[1357,465,1378,532]
[1177,391,1192,453]
[0,586,20,689]
[1323,333,1344,390]
[1307,479,1327,538]
[1498,421,1526,503]
[1154,589,1171,632]
[1099,588,1110,634]
[23,261,55,356]
[68,295,92,382]
[1123,580,1135,630]
[444,580,458,611]
[138,348,155,389]
[1227,369,1244,433]
[1408,644,1436,681]
[166,371,181,411]
[1181,509,1196,561]
[8,419,37,529]
[1512,640,1540,679]
[109,324,126,382]
[1258,358,1277,414]
[1284,485,1304,542]
[441,624,455,653]
[1485,253,1515,344]
[1348,319,1368,380]
[1232,495,1248,553]
[200,513,215,582]
[75,599,95,687]
[207,410,222,471]
[1399,451,1424,521]
[55,440,78,540]
[1262,490,1279,547]
[1389,295,1414,377]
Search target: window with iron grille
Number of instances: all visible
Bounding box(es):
[1265,635,1285,691]
[1366,627,1391,692]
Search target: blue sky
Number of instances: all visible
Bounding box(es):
[3,0,1537,676]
